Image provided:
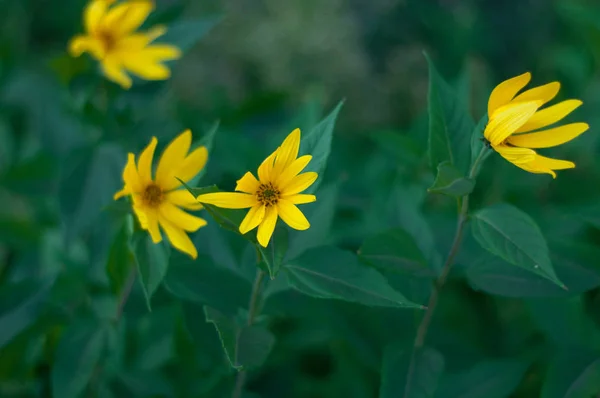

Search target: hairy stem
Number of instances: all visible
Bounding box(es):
[232,269,266,398]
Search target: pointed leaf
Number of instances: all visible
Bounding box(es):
[106,215,134,295]
[132,233,170,310]
[542,351,600,398]
[427,161,474,197]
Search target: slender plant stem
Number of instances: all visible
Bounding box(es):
[404,146,488,397]
[115,268,136,322]
[232,269,266,398]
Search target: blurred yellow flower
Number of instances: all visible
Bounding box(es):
[69,0,181,89]
[196,129,317,247]
[114,130,208,259]
[484,72,589,178]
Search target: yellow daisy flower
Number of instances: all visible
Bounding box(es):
[114,130,208,259]
[196,128,317,247]
[69,0,181,89]
[483,72,589,178]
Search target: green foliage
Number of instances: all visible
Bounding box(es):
[428,161,474,197]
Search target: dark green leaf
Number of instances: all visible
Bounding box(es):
[471,203,564,287]
[132,233,170,311]
[542,351,600,398]
[425,53,475,174]
[284,246,424,308]
[299,100,344,193]
[256,223,289,278]
[51,319,106,398]
[427,161,474,197]
[204,306,275,370]
[163,253,251,315]
[106,215,134,296]
[359,227,432,277]
[436,359,529,398]
[159,17,222,53]
[380,343,444,398]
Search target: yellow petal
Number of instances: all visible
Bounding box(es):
[280,172,318,195]
[166,190,203,210]
[235,172,260,194]
[122,56,171,81]
[484,101,542,146]
[494,145,536,165]
[239,205,265,234]
[158,217,198,259]
[257,148,279,183]
[515,100,583,133]
[68,35,104,58]
[140,44,181,61]
[196,192,257,209]
[144,25,167,42]
[513,154,575,179]
[273,128,301,175]
[102,0,153,37]
[167,146,208,191]
[284,194,317,204]
[145,209,162,243]
[122,153,142,193]
[507,123,588,149]
[159,202,207,232]
[101,58,132,88]
[277,199,310,230]
[113,186,130,200]
[257,206,278,247]
[512,82,560,107]
[276,155,312,187]
[488,72,531,116]
[84,0,108,34]
[156,129,192,188]
[137,136,157,184]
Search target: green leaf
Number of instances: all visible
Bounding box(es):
[132,233,170,311]
[51,319,107,398]
[425,53,475,174]
[163,253,251,315]
[436,359,529,398]
[183,184,246,236]
[299,100,345,193]
[159,17,222,53]
[204,306,275,370]
[427,161,474,197]
[256,223,289,278]
[106,215,134,296]
[59,143,125,241]
[284,246,424,308]
[471,203,564,288]
[380,344,444,398]
[359,227,432,277]
[542,351,600,398]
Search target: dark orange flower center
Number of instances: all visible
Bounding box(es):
[97,30,117,54]
[257,183,280,207]
[143,183,164,207]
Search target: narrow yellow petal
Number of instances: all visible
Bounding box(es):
[196,192,257,209]
[122,153,143,193]
[159,202,207,232]
[507,123,588,149]
[235,172,260,194]
[84,0,108,34]
[257,206,278,247]
[159,217,198,259]
[512,82,560,107]
[488,72,531,116]
[156,129,192,188]
[284,194,317,204]
[166,190,203,210]
[516,100,583,133]
[239,205,265,235]
[113,187,130,200]
[280,172,318,195]
[145,210,162,243]
[484,101,542,146]
[102,0,153,37]
[276,155,312,187]
[277,199,310,230]
[68,35,104,59]
[140,45,182,61]
[122,56,171,81]
[514,154,575,179]
[137,137,157,184]
[167,146,208,190]
[101,58,132,89]
[494,145,536,165]
[274,128,301,175]
[257,148,279,183]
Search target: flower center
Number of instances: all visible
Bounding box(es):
[142,183,164,208]
[97,30,117,54]
[256,183,280,207]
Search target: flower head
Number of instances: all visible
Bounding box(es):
[196,128,317,247]
[483,72,589,178]
[69,0,181,89]
[114,130,208,259]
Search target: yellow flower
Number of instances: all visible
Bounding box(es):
[114,130,208,259]
[196,128,317,247]
[484,72,589,178]
[69,0,181,89]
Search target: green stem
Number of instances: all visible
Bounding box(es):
[232,269,266,398]
[404,145,488,396]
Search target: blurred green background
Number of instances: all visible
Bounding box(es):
[2,0,600,397]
